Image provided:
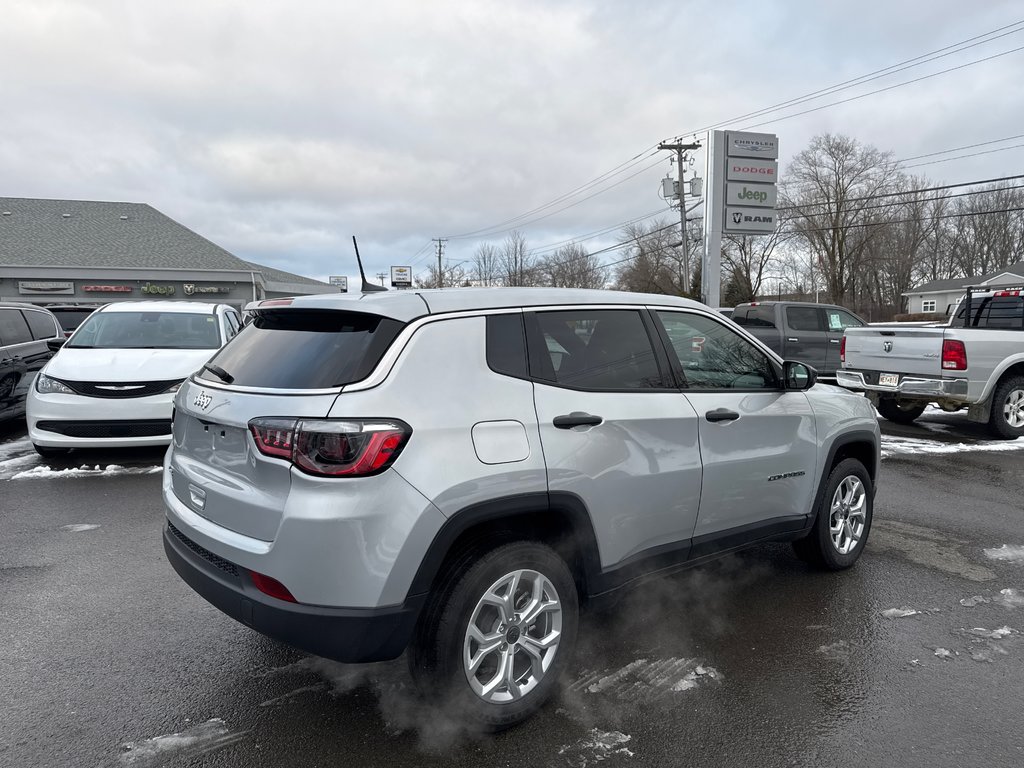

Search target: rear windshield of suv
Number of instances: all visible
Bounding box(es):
[196,309,405,389]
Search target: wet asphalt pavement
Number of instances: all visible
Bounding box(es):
[1,411,1023,768]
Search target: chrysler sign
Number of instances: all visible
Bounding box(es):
[725,131,779,160]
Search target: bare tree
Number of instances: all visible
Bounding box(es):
[721,223,790,304]
[537,243,607,289]
[416,262,468,288]
[614,219,685,295]
[498,231,537,287]
[471,243,500,286]
[781,134,902,304]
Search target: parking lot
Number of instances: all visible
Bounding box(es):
[2,409,1023,768]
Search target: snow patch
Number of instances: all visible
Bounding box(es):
[934,648,953,659]
[0,437,31,460]
[119,718,245,766]
[960,595,991,607]
[11,464,161,480]
[569,658,721,702]
[996,588,1024,608]
[984,545,1024,565]
[558,729,633,767]
[882,607,920,619]
[61,524,99,532]
[817,641,854,661]
[965,626,1017,640]
[881,435,1024,458]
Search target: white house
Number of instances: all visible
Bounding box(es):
[903,260,1024,315]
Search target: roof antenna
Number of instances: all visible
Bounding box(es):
[353,236,387,292]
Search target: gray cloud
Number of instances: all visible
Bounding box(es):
[2,0,1022,281]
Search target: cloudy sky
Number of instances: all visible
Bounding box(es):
[2,0,1022,285]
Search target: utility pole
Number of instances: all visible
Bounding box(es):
[659,141,701,295]
[375,272,387,286]
[432,238,447,287]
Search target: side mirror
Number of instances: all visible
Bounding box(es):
[783,360,817,390]
[46,338,66,352]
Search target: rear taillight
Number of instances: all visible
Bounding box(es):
[941,339,967,370]
[248,418,411,477]
[840,335,846,364]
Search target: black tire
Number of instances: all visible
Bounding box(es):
[408,541,579,732]
[987,375,1024,440]
[33,444,71,459]
[793,458,873,570]
[876,396,926,424]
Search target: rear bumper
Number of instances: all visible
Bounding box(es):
[836,369,969,399]
[163,522,424,663]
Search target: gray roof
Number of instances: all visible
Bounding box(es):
[243,260,333,288]
[281,287,702,322]
[0,197,249,271]
[907,260,1024,295]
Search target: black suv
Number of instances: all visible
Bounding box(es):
[0,303,63,422]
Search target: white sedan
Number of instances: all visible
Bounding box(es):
[27,300,242,456]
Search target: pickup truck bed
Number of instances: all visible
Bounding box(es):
[837,288,1024,438]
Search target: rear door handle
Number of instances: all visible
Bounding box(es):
[829,339,840,344]
[705,408,740,423]
[787,337,799,343]
[553,412,603,429]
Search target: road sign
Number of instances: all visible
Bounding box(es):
[726,158,778,183]
[328,275,348,292]
[390,266,412,288]
[724,206,778,233]
[726,181,777,208]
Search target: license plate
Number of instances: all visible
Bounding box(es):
[879,373,899,387]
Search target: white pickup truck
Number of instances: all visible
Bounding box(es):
[836,285,1024,438]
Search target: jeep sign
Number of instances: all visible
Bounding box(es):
[727,181,777,208]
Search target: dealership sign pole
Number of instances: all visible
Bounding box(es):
[703,130,779,308]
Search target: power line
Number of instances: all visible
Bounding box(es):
[901,143,1024,169]
[738,44,1024,131]
[444,20,1024,243]
[778,173,1024,212]
[679,21,1024,137]
[896,133,1024,163]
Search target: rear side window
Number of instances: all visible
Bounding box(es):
[786,306,821,332]
[529,309,665,390]
[22,310,60,340]
[486,313,528,378]
[733,306,775,327]
[955,296,1024,328]
[0,308,33,346]
[197,310,405,389]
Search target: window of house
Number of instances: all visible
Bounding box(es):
[922,300,936,313]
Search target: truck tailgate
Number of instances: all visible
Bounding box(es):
[842,325,945,377]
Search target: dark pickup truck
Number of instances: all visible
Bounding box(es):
[731,301,868,377]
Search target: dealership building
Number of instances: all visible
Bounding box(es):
[0,197,336,308]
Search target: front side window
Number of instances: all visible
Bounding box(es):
[67,311,222,349]
[825,308,864,330]
[530,309,664,390]
[657,311,778,390]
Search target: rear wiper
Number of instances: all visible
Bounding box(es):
[202,363,235,384]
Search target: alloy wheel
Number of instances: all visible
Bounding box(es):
[829,476,867,555]
[463,569,562,703]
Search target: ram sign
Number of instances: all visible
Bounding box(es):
[725,206,777,233]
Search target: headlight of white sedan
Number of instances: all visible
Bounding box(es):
[36,374,75,395]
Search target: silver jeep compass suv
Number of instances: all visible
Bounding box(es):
[162,288,880,729]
